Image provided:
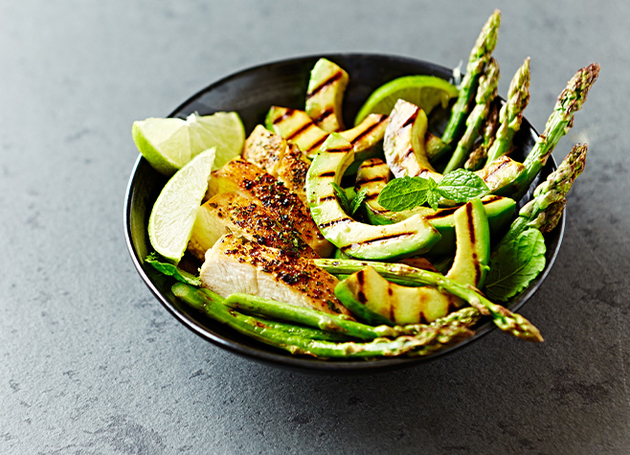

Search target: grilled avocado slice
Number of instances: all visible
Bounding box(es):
[383,99,442,181]
[305,133,440,260]
[305,58,349,133]
[335,198,491,324]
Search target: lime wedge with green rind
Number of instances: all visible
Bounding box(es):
[355,75,459,125]
[148,148,216,263]
[132,111,244,176]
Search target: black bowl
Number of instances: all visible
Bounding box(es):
[124,53,563,373]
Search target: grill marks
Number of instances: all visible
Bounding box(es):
[481,195,501,204]
[286,121,315,141]
[339,231,415,251]
[356,158,385,169]
[325,144,352,153]
[319,217,352,230]
[343,115,388,144]
[360,231,416,245]
[308,135,328,153]
[401,111,418,129]
[355,175,387,186]
[402,147,415,161]
[312,109,334,125]
[273,108,296,125]
[485,156,511,175]
[306,71,344,99]
[466,202,476,246]
[424,206,459,220]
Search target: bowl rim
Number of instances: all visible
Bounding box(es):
[123,52,565,373]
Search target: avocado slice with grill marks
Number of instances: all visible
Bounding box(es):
[305,133,441,260]
[266,107,329,158]
[305,58,349,133]
[384,99,443,181]
[335,198,490,324]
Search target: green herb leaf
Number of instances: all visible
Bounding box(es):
[377,176,430,211]
[437,169,489,202]
[146,253,201,286]
[425,178,441,210]
[484,229,546,301]
[377,170,488,212]
[351,188,368,215]
[331,182,351,214]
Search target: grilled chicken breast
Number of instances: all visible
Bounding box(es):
[242,125,311,203]
[207,158,333,257]
[200,234,350,316]
[188,192,318,261]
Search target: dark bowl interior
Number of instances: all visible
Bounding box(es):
[124,53,563,373]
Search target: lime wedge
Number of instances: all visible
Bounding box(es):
[355,75,459,125]
[132,111,244,176]
[148,148,216,263]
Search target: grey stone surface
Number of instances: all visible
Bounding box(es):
[1,0,628,453]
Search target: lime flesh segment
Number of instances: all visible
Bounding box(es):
[132,111,244,176]
[354,75,459,125]
[148,148,216,263]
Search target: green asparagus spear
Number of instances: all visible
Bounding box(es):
[408,307,484,357]
[199,288,349,341]
[224,292,384,339]
[511,63,599,201]
[484,57,531,165]
[224,293,418,340]
[443,57,500,173]
[438,9,501,158]
[193,286,351,341]
[499,143,587,247]
[430,307,482,328]
[254,316,354,342]
[173,283,472,359]
[407,324,477,357]
[280,324,472,359]
[314,258,543,342]
[464,100,500,170]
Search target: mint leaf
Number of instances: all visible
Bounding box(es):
[331,182,351,214]
[351,188,368,215]
[377,176,430,211]
[437,169,489,202]
[146,253,201,286]
[484,229,546,301]
[425,178,441,210]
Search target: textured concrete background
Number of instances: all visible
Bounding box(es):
[1,0,628,453]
